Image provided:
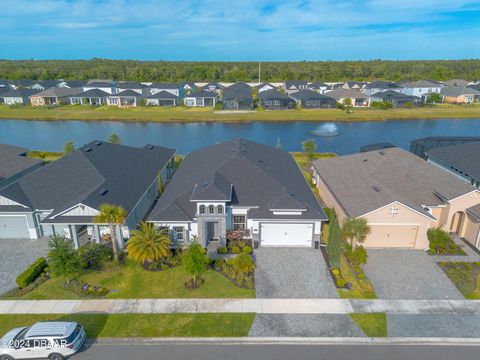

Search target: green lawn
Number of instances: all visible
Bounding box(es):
[350,313,388,337]
[3,260,255,300]
[0,313,255,338]
[1,104,480,123]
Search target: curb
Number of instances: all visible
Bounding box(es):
[87,337,480,346]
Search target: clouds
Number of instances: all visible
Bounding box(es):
[0,0,479,60]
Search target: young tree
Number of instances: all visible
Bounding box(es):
[183,240,209,288]
[108,133,122,144]
[302,138,317,160]
[126,222,171,265]
[48,235,79,279]
[94,204,127,264]
[342,218,371,248]
[326,209,342,269]
[63,141,75,154]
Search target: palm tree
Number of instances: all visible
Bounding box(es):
[126,222,171,265]
[94,204,127,263]
[342,218,371,248]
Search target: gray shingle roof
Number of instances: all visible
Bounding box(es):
[258,89,291,100]
[290,90,336,101]
[0,89,41,98]
[146,91,178,100]
[440,86,480,97]
[0,144,41,181]
[401,80,440,88]
[71,89,110,98]
[370,90,419,101]
[112,90,141,97]
[148,139,326,222]
[313,148,475,218]
[222,83,253,100]
[365,80,399,89]
[284,80,308,90]
[0,142,175,221]
[427,142,480,181]
[186,90,217,98]
[324,88,368,99]
[30,87,81,98]
[467,204,480,221]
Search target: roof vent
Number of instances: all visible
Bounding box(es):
[147,145,154,150]
[372,186,381,192]
[95,141,102,146]
[363,159,368,162]
[84,147,93,152]
[98,189,108,196]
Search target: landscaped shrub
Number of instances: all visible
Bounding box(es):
[48,235,79,278]
[81,283,109,297]
[243,245,253,254]
[16,257,48,289]
[215,254,255,289]
[345,245,368,266]
[218,246,228,254]
[427,228,465,255]
[77,243,112,269]
[232,245,242,254]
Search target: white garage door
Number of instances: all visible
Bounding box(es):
[260,223,313,247]
[0,216,30,239]
[366,225,418,248]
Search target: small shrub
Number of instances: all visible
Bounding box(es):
[16,257,48,289]
[357,273,365,279]
[218,246,228,254]
[232,245,242,254]
[160,263,170,271]
[77,243,112,269]
[336,279,346,288]
[331,268,340,276]
[350,246,368,266]
[243,246,253,254]
[439,261,447,267]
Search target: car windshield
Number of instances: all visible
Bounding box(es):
[13,328,28,341]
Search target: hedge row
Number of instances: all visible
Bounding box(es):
[16,257,48,289]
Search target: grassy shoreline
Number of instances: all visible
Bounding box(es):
[0,104,479,123]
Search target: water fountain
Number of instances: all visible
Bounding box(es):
[310,122,340,137]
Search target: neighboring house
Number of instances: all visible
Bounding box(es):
[10,80,36,89]
[308,82,331,94]
[360,143,396,153]
[182,82,196,95]
[325,88,371,107]
[370,90,420,107]
[426,142,480,188]
[410,136,480,160]
[256,82,276,93]
[440,86,480,104]
[283,80,309,94]
[259,89,296,110]
[144,91,179,106]
[0,144,42,189]
[201,83,224,95]
[147,139,327,248]
[289,90,337,109]
[117,81,147,95]
[30,88,81,106]
[0,141,175,246]
[364,81,400,96]
[184,90,218,107]
[444,79,470,87]
[0,80,10,89]
[83,81,118,95]
[106,90,142,107]
[341,81,366,90]
[312,148,480,250]
[148,83,184,97]
[222,83,254,110]
[36,80,61,90]
[58,80,85,88]
[0,89,40,105]
[399,80,442,96]
[69,89,110,105]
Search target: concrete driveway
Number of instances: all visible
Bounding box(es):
[253,247,338,299]
[364,249,463,300]
[0,238,49,294]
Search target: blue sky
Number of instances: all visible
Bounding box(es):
[0,0,479,60]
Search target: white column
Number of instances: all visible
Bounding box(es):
[70,225,80,249]
[94,225,101,244]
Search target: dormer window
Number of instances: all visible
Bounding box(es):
[217,205,224,214]
[209,205,215,214]
[199,205,206,214]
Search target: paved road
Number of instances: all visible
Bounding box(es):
[72,343,480,360]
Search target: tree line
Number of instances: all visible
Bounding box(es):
[1,59,480,82]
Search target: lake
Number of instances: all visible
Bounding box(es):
[0,118,480,154]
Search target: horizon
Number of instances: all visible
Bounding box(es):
[1,1,480,61]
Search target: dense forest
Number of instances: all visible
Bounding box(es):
[0,59,479,82]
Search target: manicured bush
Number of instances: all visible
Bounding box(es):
[243,246,253,254]
[336,279,346,288]
[16,257,48,289]
[349,246,368,266]
[331,268,340,277]
[218,246,228,254]
[232,245,242,254]
[77,243,112,269]
[427,228,463,255]
[48,235,79,278]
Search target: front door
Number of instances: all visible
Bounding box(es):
[206,221,219,243]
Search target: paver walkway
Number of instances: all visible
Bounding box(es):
[1,298,480,315]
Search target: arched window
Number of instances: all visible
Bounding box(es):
[217,205,224,214]
[199,205,206,214]
[208,205,215,214]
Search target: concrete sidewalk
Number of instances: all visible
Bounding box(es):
[1,298,480,315]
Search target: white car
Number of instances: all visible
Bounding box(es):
[0,321,86,360]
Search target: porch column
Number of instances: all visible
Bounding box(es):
[51,225,56,237]
[70,225,80,249]
[94,225,101,244]
[116,226,124,250]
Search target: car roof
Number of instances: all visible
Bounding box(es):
[25,322,77,338]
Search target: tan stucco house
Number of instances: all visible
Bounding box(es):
[312,148,480,250]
